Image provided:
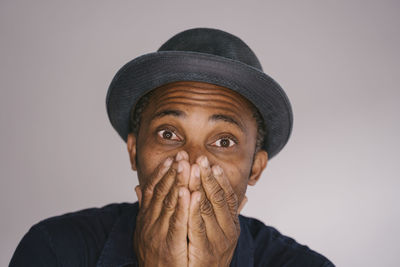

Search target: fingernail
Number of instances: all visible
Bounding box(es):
[176,151,183,161]
[212,165,222,176]
[193,165,200,178]
[196,195,201,202]
[199,156,208,168]
[164,157,173,167]
[179,188,185,197]
[178,161,183,173]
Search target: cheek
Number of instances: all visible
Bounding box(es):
[223,163,252,202]
[136,138,167,185]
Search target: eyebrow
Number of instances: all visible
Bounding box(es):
[152,109,186,120]
[209,114,245,133]
[151,109,245,133]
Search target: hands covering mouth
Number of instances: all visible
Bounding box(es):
[133,150,247,267]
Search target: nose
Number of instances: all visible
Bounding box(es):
[183,142,209,165]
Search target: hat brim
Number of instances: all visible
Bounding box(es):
[106,51,293,159]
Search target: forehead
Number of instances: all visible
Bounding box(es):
[147,81,255,114]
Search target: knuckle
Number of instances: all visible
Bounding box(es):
[166,167,176,177]
[163,193,176,211]
[211,187,226,206]
[200,198,214,216]
[153,169,176,200]
[205,172,214,183]
[226,192,238,210]
[228,201,238,214]
[226,191,238,203]
[218,239,230,252]
[143,187,154,199]
[154,180,169,199]
[153,185,165,200]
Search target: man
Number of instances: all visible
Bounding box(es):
[10,28,334,266]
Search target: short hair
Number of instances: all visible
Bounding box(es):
[129,89,267,153]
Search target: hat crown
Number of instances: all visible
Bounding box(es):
[158,28,263,71]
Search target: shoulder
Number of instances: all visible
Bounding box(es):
[239,215,334,267]
[35,202,135,237]
[10,203,137,267]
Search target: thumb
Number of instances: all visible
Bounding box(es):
[237,195,248,215]
[135,185,142,208]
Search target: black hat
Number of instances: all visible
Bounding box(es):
[106,28,293,159]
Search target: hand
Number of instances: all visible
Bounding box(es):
[134,152,191,267]
[188,156,241,267]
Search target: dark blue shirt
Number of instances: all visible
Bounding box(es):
[10,202,334,266]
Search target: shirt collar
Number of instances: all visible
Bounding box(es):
[96,202,139,267]
[96,202,254,267]
[232,215,255,266]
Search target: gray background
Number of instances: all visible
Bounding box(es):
[1,0,399,266]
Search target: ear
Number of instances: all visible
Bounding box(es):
[127,133,138,171]
[248,150,268,186]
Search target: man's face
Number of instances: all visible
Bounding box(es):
[127,81,268,204]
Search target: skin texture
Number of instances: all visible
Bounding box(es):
[127,81,268,267]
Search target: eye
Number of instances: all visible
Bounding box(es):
[211,137,237,148]
[157,129,180,141]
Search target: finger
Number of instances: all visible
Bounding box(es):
[237,195,248,215]
[157,161,190,231]
[197,188,227,244]
[176,160,190,187]
[188,164,200,192]
[188,191,208,247]
[175,150,189,187]
[141,157,173,210]
[135,185,142,208]
[167,187,190,244]
[212,165,240,234]
[175,150,189,161]
[197,156,235,236]
[211,165,239,218]
[146,162,178,222]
